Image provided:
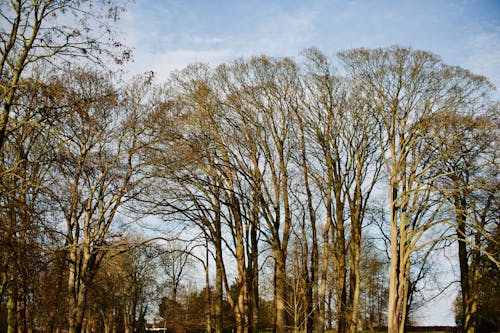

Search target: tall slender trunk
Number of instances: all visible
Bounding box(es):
[274,248,287,333]
[17,276,27,333]
[317,238,328,333]
[454,192,473,333]
[348,211,362,333]
[318,191,333,333]
[298,120,319,333]
[273,264,277,333]
[334,185,347,333]
[205,238,212,333]
[336,269,347,333]
[317,143,335,333]
[250,142,261,333]
[7,283,17,333]
[387,180,400,333]
[214,218,224,333]
[401,260,411,331]
[327,287,334,330]
[124,309,132,333]
[231,196,249,333]
[251,223,259,333]
[305,264,314,333]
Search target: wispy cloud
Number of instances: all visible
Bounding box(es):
[123,48,232,81]
[464,26,500,92]
[116,0,500,98]
[190,36,232,45]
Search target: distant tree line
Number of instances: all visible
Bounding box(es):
[1,1,498,333]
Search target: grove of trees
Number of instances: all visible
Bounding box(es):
[1,1,498,333]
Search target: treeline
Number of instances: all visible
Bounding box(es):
[143,49,498,333]
[1,2,499,333]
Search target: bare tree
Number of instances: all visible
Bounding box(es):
[0,72,59,333]
[158,241,193,303]
[1,2,129,328]
[338,46,493,333]
[45,69,153,333]
[147,63,233,333]
[233,56,302,333]
[359,237,388,330]
[0,0,129,152]
[428,104,498,333]
[299,48,383,333]
[82,237,158,333]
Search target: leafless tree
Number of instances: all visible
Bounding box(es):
[428,104,498,333]
[0,71,60,333]
[45,69,154,333]
[338,46,493,333]
[0,0,129,152]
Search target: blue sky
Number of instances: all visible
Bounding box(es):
[118,0,500,99]
[116,0,499,325]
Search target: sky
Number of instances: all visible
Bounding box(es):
[114,0,500,326]
[117,0,500,99]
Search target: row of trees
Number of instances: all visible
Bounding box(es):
[148,49,497,333]
[1,1,498,333]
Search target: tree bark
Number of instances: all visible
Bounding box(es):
[214,203,224,333]
[7,284,17,333]
[274,248,288,333]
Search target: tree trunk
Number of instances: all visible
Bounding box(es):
[205,239,213,333]
[250,222,259,333]
[231,196,249,333]
[327,286,334,330]
[317,217,332,333]
[334,187,347,333]
[336,269,347,333]
[454,192,474,333]
[214,218,224,333]
[348,213,362,333]
[387,184,400,333]
[67,245,89,333]
[124,310,132,333]
[274,249,287,333]
[7,285,17,333]
[68,284,87,333]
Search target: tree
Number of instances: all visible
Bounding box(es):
[150,60,270,333]
[158,241,193,303]
[301,48,383,333]
[338,46,492,333]
[45,69,153,333]
[1,2,129,330]
[148,63,233,333]
[215,56,302,333]
[0,72,59,333]
[118,240,158,333]
[429,105,499,333]
[0,0,129,152]
[242,56,300,333]
[358,238,388,330]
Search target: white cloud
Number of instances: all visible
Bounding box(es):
[229,5,319,57]
[190,36,232,44]
[123,48,232,81]
[465,27,500,90]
